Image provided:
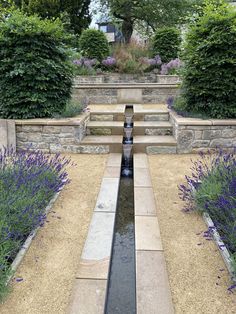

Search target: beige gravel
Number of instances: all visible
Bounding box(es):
[148,154,236,314]
[0,154,107,314]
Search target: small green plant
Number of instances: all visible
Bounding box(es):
[152,27,181,63]
[79,29,110,62]
[53,100,85,118]
[0,11,73,119]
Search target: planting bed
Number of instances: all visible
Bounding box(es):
[0,154,107,314]
[148,154,236,314]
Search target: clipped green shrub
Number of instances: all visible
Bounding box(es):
[0,11,73,119]
[152,27,181,63]
[177,3,236,119]
[79,29,110,62]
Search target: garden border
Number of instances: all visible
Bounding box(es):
[202,212,236,283]
[7,190,61,285]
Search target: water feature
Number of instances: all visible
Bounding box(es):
[105,106,136,314]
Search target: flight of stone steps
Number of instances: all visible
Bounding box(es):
[80,104,177,154]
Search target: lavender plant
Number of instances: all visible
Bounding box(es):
[179,148,236,276]
[73,57,98,75]
[102,56,117,69]
[141,55,162,67]
[0,148,70,300]
[160,58,182,75]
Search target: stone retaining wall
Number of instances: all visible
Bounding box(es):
[170,111,236,153]
[74,74,181,84]
[16,113,89,153]
[73,85,179,104]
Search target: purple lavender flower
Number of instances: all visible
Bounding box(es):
[141,55,162,67]
[73,57,98,68]
[102,56,116,67]
[0,147,71,293]
[161,58,182,75]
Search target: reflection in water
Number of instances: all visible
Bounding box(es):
[105,177,136,314]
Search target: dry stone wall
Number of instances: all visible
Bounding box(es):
[16,114,89,153]
[170,111,236,153]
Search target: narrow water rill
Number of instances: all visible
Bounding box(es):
[105,106,136,314]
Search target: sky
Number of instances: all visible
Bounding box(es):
[89,0,109,28]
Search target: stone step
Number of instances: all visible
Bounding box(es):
[87,121,124,135]
[80,135,123,153]
[133,136,177,154]
[133,104,170,121]
[89,104,125,121]
[134,121,173,136]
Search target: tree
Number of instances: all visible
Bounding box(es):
[12,0,91,34]
[100,0,201,43]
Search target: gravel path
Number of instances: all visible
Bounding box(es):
[0,154,107,314]
[149,154,236,314]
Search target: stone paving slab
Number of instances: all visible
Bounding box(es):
[134,104,168,114]
[77,258,110,280]
[81,212,115,261]
[134,168,152,187]
[134,135,176,145]
[68,279,107,314]
[107,153,122,167]
[133,153,149,168]
[136,251,174,314]
[94,178,119,212]
[103,166,121,178]
[134,187,156,216]
[135,216,163,251]
[89,104,126,113]
[82,135,123,144]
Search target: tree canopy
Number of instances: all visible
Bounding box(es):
[100,0,202,43]
[9,0,91,34]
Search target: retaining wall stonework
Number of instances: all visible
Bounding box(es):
[73,85,179,104]
[16,113,89,153]
[170,111,236,153]
[74,74,181,84]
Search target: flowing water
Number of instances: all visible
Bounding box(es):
[105,106,136,314]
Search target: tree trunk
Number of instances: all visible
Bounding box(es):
[122,18,134,44]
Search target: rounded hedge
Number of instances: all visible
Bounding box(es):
[0,11,73,119]
[152,27,181,63]
[178,8,236,119]
[79,29,110,62]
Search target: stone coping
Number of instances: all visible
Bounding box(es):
[170,110,236,126]
[74,74,180,79]
[74,83,179,89]
[15,112,89,126]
